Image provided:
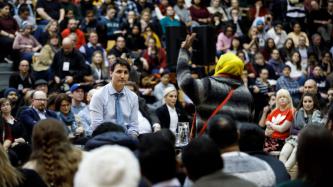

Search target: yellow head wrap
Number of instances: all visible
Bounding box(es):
[214,52,244,77]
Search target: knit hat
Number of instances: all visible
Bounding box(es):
[74,145,140,187]
[34,79,48,88]
[4,88,18,97]
[214,52,244,77]
[163,86,176,97]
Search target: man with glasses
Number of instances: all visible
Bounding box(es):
[20,90,57,141]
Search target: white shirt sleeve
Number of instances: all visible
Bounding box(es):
[89,90,104,130]
[127,94,139,136]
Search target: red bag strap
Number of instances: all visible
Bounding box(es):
[199,89,234,136]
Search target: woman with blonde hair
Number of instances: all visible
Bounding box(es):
[0,144,47,187]
[155,87,189,134]
[24,118,82,187]
[0,143,23,187]
[279,93,325,171]
[264,89,294,152]
[40,20,59,45]
[90,51,109,81]
[32,33,60,81]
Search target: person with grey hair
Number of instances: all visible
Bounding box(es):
[74,145,140,187]
[308,33,326,61]
[12,21,42,62]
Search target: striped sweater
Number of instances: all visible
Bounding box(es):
[176,49,254,131]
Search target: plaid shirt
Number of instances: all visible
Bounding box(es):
[115,0,139,17]
[254,78,273,94]
[276,75,300,95]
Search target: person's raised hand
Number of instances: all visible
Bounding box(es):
[181,33,196,50]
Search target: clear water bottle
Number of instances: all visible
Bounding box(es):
[176,122,189,147]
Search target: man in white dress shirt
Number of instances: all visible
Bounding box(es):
[90,58,139,137]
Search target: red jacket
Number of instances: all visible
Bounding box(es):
[61,29,86,49]
[142,47,167,71]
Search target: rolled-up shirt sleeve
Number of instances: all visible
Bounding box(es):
[127,95,139,137]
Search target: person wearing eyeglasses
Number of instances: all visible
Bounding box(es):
[19,90,58,141]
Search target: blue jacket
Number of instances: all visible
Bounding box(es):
[20,107,58,141]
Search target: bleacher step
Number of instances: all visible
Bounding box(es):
[0,63,13,90]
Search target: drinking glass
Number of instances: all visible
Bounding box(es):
[176,122,189,147]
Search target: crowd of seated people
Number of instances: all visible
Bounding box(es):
[1,0,333,186]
